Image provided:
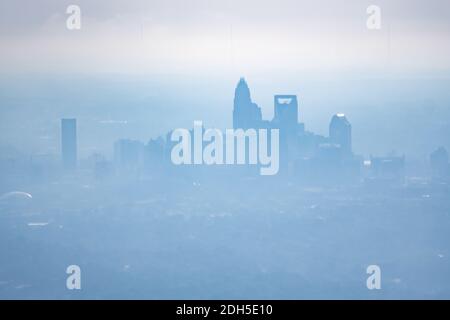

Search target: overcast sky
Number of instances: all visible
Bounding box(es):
[1,0,450,74]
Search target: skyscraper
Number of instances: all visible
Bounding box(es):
[232,78,262,129]
[273,95,299,134]
[61,118,77,170]
[329,114,352,155]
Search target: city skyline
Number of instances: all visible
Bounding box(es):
[1,0,450,301]
[49,77,449,185]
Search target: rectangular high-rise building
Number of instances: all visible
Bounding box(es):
[273,95,298,133]
[61,118,77,170]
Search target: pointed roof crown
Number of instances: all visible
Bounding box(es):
[234,77,251,103]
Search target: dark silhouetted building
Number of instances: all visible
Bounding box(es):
[233,78,262,129]
[61,118,77,170]
[273,95,299,134]
[329,114,352,155]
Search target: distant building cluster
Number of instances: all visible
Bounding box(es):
[105,78,362,183]
[38,79,450,186]
[1,79,448,188]
[104,78,409,184]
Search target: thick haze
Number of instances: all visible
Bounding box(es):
[1,0,450,163]
[1,1,450,300]
[1,0,450,73]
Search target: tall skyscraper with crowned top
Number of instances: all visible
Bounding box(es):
[232,78,262,129]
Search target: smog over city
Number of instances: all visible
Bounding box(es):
[1,0,450,303]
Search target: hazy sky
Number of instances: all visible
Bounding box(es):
[1,0,450,74]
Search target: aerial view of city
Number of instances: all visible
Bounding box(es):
[1,0,450,303]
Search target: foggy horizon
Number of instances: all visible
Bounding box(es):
[1,0,450,302]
